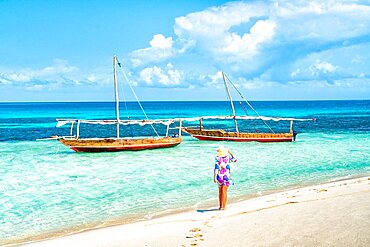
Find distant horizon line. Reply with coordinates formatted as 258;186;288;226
0;98;369;103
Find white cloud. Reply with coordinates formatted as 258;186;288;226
125;0;370;96
0;72;31;84
290;69;300;78
0;59;112;90
25;84;45;91
0;59;79;85
198;71;225;89
210;71;223;85
149;34;173;49
139;63;183;86
310;60;337;76
221;19;276;56
274;1;370;42
174;2;266;37
174;2;271;60
130;34;176;67
37;59;78;76
170;0;370;77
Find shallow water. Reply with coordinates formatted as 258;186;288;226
0;100;369;244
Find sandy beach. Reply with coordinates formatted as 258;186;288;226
18;176;370;247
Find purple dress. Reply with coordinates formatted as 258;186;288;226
214;155;237;187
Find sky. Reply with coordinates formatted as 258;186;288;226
0;0;369;102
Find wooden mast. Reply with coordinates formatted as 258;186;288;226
113;55;120;138
179;120;182;137
290;120;293;134
76;120;80;139
222;72;239;133
70;121;74;136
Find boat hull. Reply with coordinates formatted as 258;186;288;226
58;137;182;152
183;128;293;142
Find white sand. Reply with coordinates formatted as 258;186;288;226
21;176;370;247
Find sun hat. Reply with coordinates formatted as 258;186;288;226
217;145;229;157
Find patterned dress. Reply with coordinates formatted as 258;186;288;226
214;155;237;187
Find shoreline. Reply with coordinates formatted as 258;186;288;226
11;174;370;247
3;173;367;245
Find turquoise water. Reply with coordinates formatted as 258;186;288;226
0;101;369;245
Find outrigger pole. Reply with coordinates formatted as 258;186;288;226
222;72;239;133
113;55;120;138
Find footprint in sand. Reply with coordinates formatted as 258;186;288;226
187;228;201;239
187;227;206;246
186;233;203;239
203;221;212;228
190;227;202;232
287;201;299;204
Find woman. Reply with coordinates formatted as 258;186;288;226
214;145;237;210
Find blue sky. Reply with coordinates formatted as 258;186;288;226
0;0;369;101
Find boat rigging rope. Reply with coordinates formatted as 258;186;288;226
239;101;248;115
119;75;134;138
224;73;275;133
223;82;234;117
116;58;159;137
239;101;259;132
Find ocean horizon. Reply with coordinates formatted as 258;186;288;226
1;100;369;245
1;98;369;103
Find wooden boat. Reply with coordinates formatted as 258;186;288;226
54;119;182;152
57;136;181;152
182;116;299;142
182;72;314;142
50;56;182;152
183;131;293;142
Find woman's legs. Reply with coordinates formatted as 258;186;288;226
218;186;223;209
221;186;228;209
218;185;228;209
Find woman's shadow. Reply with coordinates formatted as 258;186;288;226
196;208;220;213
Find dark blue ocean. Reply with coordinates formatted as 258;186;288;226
0;100;369;245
